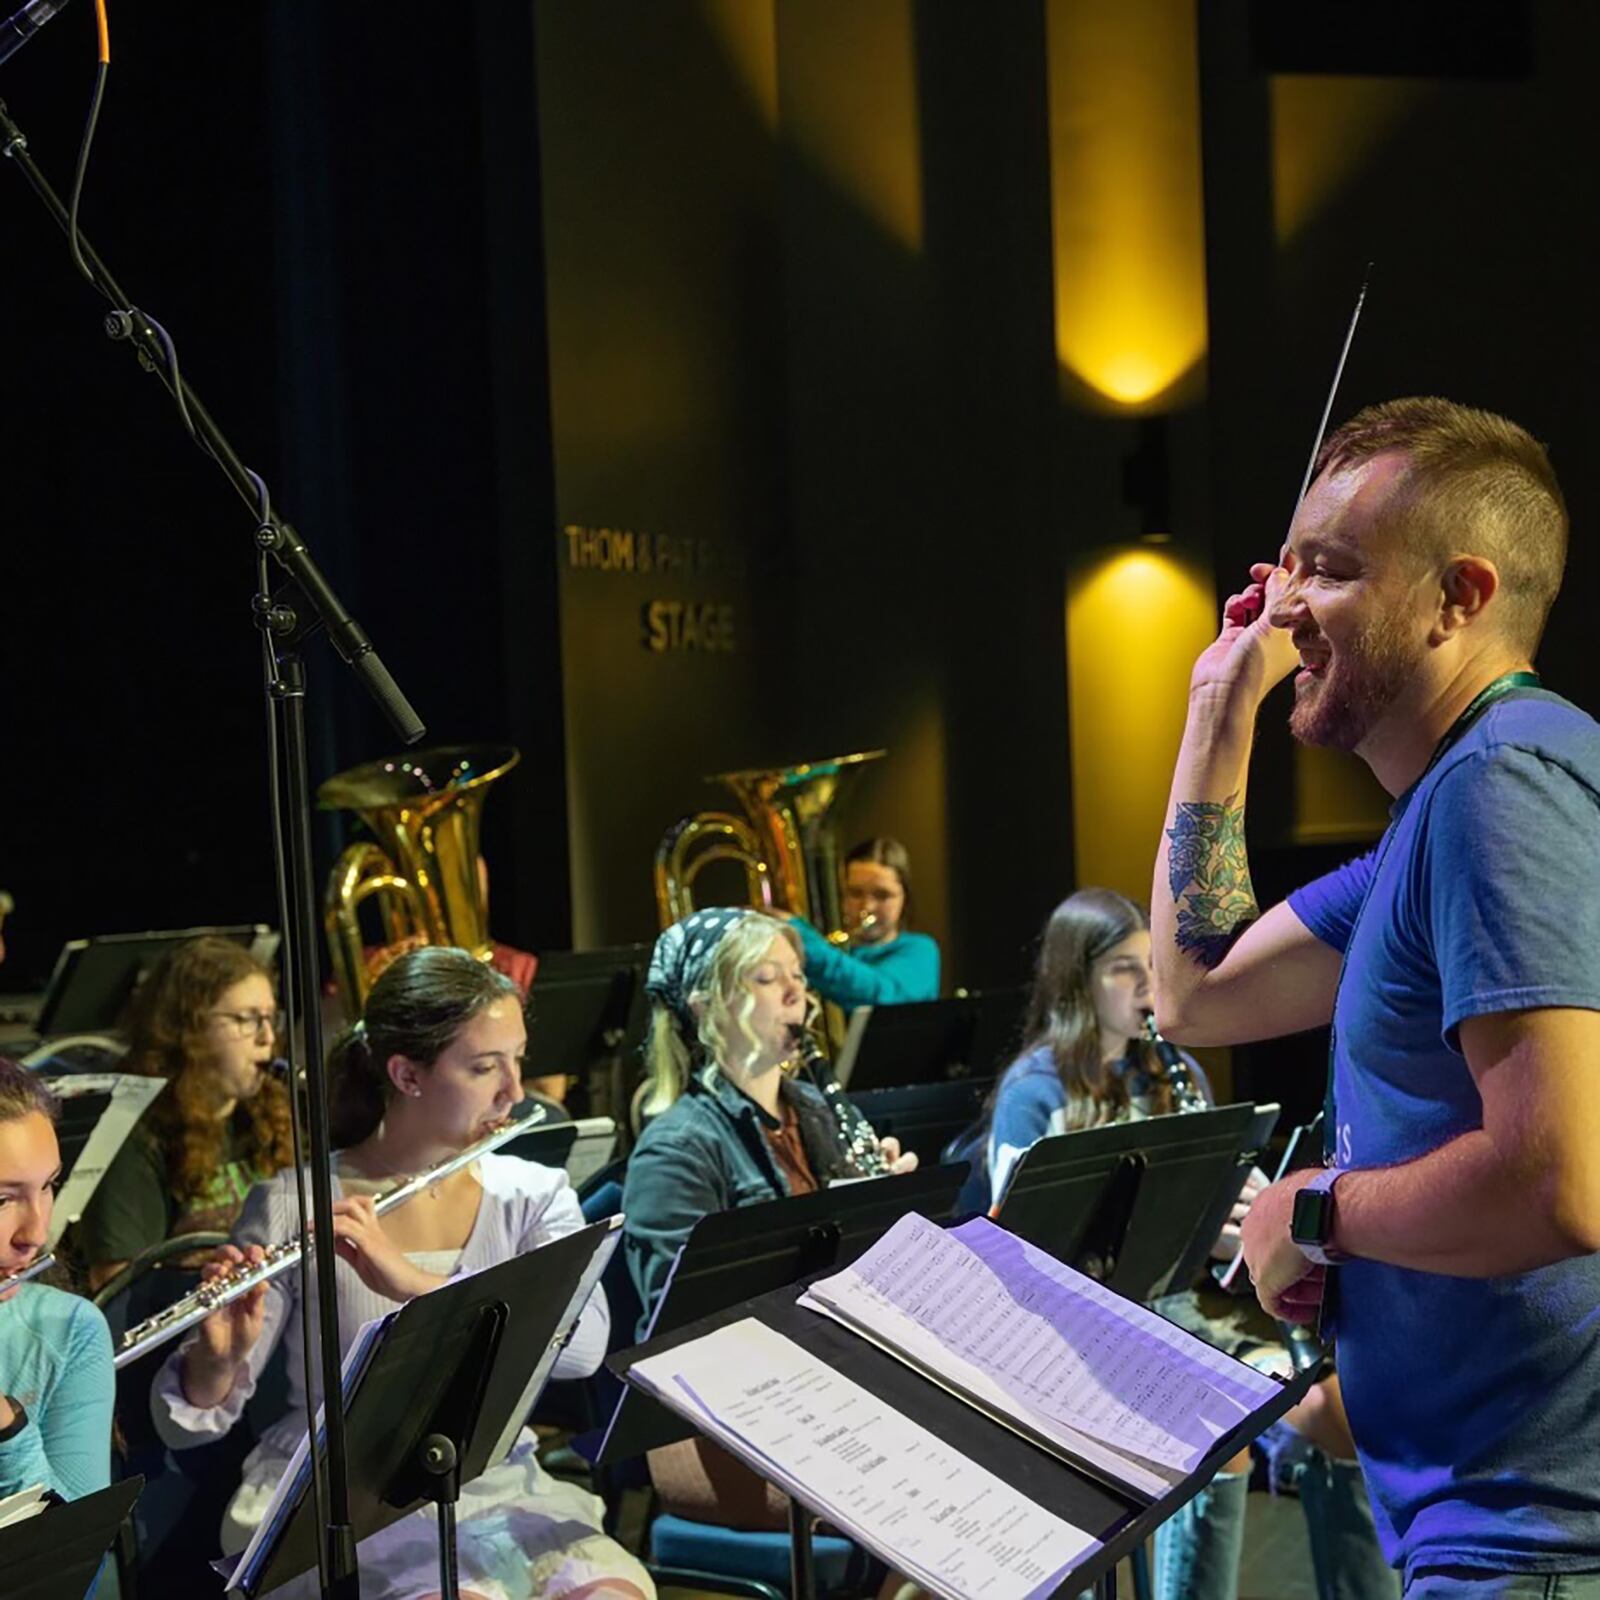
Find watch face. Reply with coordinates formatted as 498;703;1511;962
1292;1185;1334;1245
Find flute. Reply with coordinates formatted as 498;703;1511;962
0;1253;54;1290
113;1100;548;1369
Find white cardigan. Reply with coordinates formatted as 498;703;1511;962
150;1152;609;1452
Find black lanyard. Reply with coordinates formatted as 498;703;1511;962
1319;670;1542;1161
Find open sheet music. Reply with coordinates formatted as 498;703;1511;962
629;1317;1099;1600
799;1213;1281;1500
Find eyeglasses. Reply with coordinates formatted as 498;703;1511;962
209;1008;283;1039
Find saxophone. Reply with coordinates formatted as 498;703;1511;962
791;1027;890;1178
1141;1011;1208;1114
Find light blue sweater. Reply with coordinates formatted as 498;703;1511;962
790;920;941;1009
0;1283;114;1501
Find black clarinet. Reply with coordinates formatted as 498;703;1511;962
1141;1011;1208;1113
791;1028;890;1178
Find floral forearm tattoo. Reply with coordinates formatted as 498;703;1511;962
1165;794;1258;970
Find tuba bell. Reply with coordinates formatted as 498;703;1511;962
654;750;885;935
319;743;519;1019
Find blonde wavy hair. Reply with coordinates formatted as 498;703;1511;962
641;912;810;1118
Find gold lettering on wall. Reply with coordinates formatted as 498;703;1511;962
562;524;745;578
642;600;737;654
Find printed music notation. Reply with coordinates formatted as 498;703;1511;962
630;1317;1099;1600
800;1213;1282;1496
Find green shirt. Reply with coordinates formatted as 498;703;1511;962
73;1115;260;1265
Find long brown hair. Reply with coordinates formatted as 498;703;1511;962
0;1057;58;1126
123;936;292;1205
327;946;522;1148
1015;888;1169;1130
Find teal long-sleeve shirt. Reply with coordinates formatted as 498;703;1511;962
790;919;940;1009
0;1283;113;1502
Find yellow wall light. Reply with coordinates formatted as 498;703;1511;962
1066;546;1216;901
1047;0;1208;411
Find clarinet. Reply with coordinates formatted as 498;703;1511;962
791;1028;890;1178
0;1253;54;1290
112;1100;548;1369
1141;1011;1208;1113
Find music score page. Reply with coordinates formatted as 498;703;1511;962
800;1213;1280;1494
629;1317;1099;1600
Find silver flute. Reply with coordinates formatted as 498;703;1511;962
0;1253;54;1290
792;1028;889;1178
113;1101;548;1369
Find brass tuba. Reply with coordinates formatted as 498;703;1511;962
319;744;519;1019
654;750;885;935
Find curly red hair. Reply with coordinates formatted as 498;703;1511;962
123;936;293;1206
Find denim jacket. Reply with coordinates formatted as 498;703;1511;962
620;1069;847;1338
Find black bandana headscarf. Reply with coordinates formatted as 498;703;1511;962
645;906;753;1040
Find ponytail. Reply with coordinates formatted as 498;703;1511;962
326;948;522;1149
639;1007;692;1120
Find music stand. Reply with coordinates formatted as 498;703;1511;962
227;1218;619;1599
613;1268;1314;1600
526;946;651;1125
34;925;279;1039
0;1477;143;1600
599;1165;967;1463
846;1078;993;1169
833;988;1026;1091
1162;1101;1280;1294
997;1104;1262;1303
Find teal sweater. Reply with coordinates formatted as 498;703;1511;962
790;920;940;1009
0;1283;113;1501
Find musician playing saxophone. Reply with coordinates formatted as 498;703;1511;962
150;947;651;1600
622;909;915;1529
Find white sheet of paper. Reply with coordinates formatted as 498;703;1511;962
631;1317;1100;1600
0;1483;49;1529
45;1073;165;1245
803;1214;1280;1483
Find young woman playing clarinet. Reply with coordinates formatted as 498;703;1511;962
150;947;651;1600
0;1057;114;1503
622;907;917;1529
975;889;1394;1600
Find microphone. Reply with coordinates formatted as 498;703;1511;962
0;0;72;70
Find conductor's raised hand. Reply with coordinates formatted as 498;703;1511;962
195;1242;270;1366
1190;562;1299;710
331;1195;443;1304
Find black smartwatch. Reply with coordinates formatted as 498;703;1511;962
1290;1167;1349;1266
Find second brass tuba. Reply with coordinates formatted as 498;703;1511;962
654;750;884;936
320;743;519;1019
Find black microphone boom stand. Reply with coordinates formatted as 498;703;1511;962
2;94;426;1600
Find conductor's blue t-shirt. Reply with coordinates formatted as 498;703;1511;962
1288;689;1600;1581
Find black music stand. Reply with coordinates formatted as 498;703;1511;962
833;988;1027;1091
0;1477;143;1600
226;1218;619;1599
846;1078;993;1170
1162;1101;1280;1293
34;926;278;1039
527;946;651;1125
997;1104;1262;1303
613;1271;1314;1600
599;1165;966;1464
